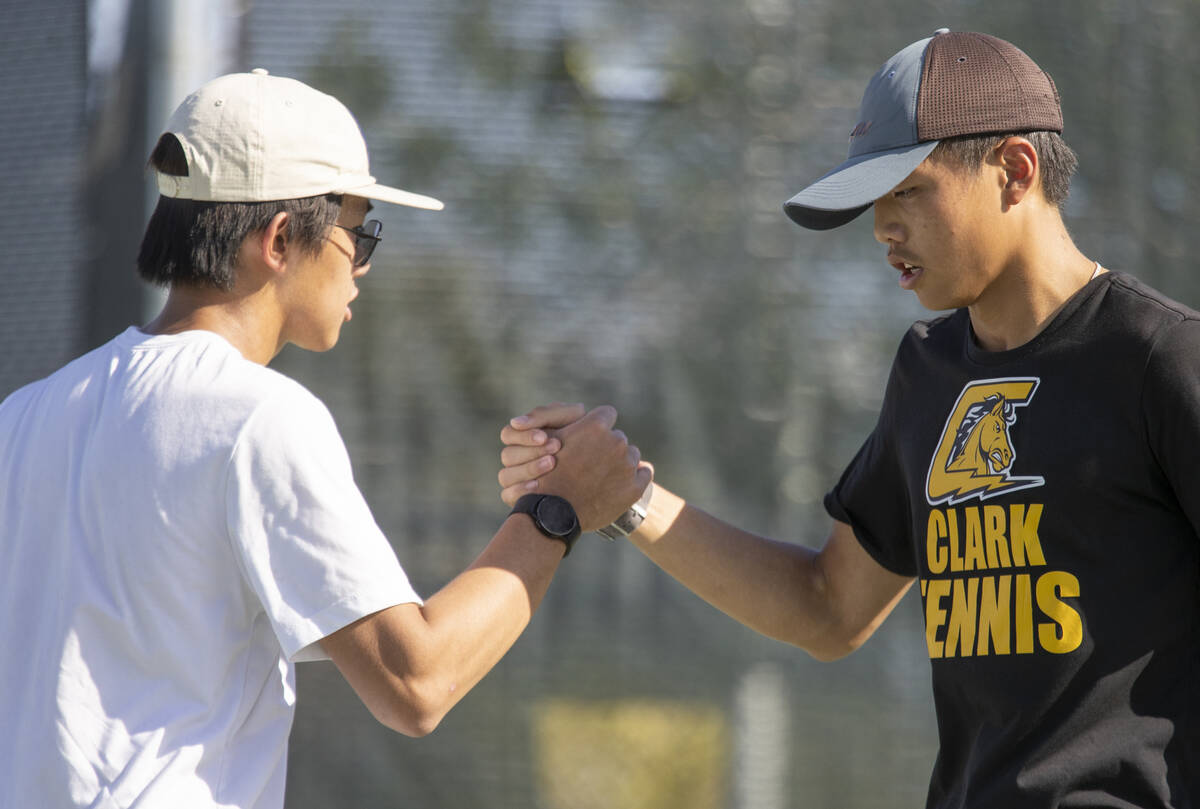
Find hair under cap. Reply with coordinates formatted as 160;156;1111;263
784;29;1062;230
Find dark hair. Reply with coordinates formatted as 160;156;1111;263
136;134;343;291
929;131;1077;211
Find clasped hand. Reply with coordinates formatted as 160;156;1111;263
498;403;652;533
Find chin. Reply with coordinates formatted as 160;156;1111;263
913;292;947;312
294;330;342;353
914;287;969;313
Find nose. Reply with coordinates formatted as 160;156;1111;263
872;197;903;245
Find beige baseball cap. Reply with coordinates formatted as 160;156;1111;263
155;68;444;210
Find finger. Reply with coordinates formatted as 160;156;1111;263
500;478;540;507
509;402;586;431
626;443;641;468
500;439;560;468
500;425;550;447
498;454;556;489
581;404;618;431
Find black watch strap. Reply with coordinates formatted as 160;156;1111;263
509;494;582;556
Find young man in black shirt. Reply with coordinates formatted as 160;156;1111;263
500;29;1198;808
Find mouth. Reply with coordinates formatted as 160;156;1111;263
889;256;924;289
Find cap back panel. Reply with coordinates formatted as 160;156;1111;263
916;32;1062;141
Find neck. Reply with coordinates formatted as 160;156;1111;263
143;284;283;365
967;219;1098;352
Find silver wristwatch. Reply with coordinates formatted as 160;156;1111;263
596;483;654;540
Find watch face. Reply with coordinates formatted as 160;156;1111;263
535;496;579;538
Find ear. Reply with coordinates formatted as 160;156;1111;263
995;136;1038;207
253;211;291;276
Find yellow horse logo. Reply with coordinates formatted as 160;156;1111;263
926;378;1045;505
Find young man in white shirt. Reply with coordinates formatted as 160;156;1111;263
0;70;649;809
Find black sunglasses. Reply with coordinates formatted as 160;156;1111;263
334;219;383;267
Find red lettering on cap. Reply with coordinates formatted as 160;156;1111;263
849;121;873;140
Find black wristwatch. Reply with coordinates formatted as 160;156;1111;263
509;494;582;556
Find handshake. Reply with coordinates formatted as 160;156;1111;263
498;402;655;547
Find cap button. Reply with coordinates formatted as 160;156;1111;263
250;68;269;75
932;27;950;35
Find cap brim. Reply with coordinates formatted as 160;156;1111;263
784;140;939;230
338;180;445;211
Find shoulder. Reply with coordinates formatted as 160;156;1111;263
1098;272;1200;337
907;309;966;346
213;364;342;466
119;329;337;449
1090;274;1200;404
226;371;337;455
892;308;968;367
1081;274;1200;383
128;329;331;421
0;332;132;427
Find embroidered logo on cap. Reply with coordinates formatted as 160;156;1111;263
848;121;873;141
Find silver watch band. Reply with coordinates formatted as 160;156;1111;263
595;483;654;540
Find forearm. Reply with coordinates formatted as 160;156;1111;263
411;515;562;705
496;404;912;662
326;516;563;736
629;485;837;654
630;485;914;660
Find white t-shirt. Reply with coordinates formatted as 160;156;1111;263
0;328;422;809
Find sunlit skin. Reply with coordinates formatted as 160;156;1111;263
140;190;650;737
144;195;373;364
874;136;1097;351
277;195;373;354
493;139;1106;666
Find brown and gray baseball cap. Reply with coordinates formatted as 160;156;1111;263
784;29;1062;230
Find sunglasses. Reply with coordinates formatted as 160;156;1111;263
334;219;383;267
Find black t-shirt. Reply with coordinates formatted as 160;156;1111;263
826;272;1199;808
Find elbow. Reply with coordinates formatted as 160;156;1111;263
386;705;445;739
771;620;859;662
372;676;456;738
793;549;879;662
785;602;872;662
803;633;862;663
392;711;445;739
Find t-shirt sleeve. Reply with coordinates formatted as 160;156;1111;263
1142;316;1200;539
823;355;918;577
225;388;422;662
